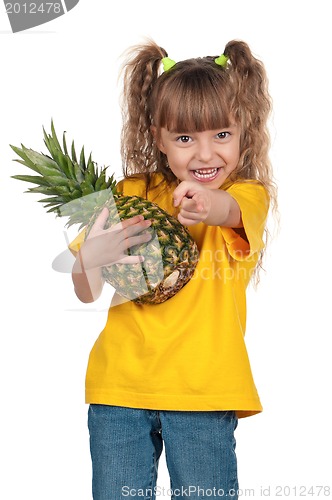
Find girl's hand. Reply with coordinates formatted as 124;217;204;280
173;181;212;225
79;207;152;270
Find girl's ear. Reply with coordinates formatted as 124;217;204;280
151;126;166;153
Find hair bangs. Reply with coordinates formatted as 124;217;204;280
154;66;232;133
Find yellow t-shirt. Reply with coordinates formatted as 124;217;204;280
70;174;269;418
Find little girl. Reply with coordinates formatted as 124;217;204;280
71;39;276;500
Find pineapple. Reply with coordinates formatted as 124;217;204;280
11;122;199;304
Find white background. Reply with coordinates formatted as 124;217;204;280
1;1;331;499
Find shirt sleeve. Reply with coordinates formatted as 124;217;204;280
220;181;270;261
68;229;86;256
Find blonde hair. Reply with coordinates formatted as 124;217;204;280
120;39;278;280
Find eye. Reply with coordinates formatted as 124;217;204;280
217;131;230;139
176;135;192;143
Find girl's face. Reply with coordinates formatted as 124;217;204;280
157;124;241;189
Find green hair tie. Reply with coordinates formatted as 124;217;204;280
162;57;176;72
215;54;229;68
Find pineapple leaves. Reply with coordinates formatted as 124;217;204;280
79;146;86;170
12;174;51;186
71;140;78;163
62;131;69;156
11;121;118;225
95;168;107;191
74;163;84;183
50;119;62;152
10;144;59;175
10;144;41;173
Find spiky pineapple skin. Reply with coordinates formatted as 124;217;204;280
86;195;199;304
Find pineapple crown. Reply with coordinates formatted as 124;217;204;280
11;121;118;229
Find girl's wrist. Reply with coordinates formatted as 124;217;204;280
74;248;100;274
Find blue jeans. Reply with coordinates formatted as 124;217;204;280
88;404;238;500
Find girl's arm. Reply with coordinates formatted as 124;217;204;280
72;257;105;303
173;181;242;227
72;208;152;303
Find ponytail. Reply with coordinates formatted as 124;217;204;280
120;40;167;178
224;40;271;127
222;41;272;185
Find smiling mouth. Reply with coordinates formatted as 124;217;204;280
192;167;220;180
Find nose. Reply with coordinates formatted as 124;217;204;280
195;139;214;163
